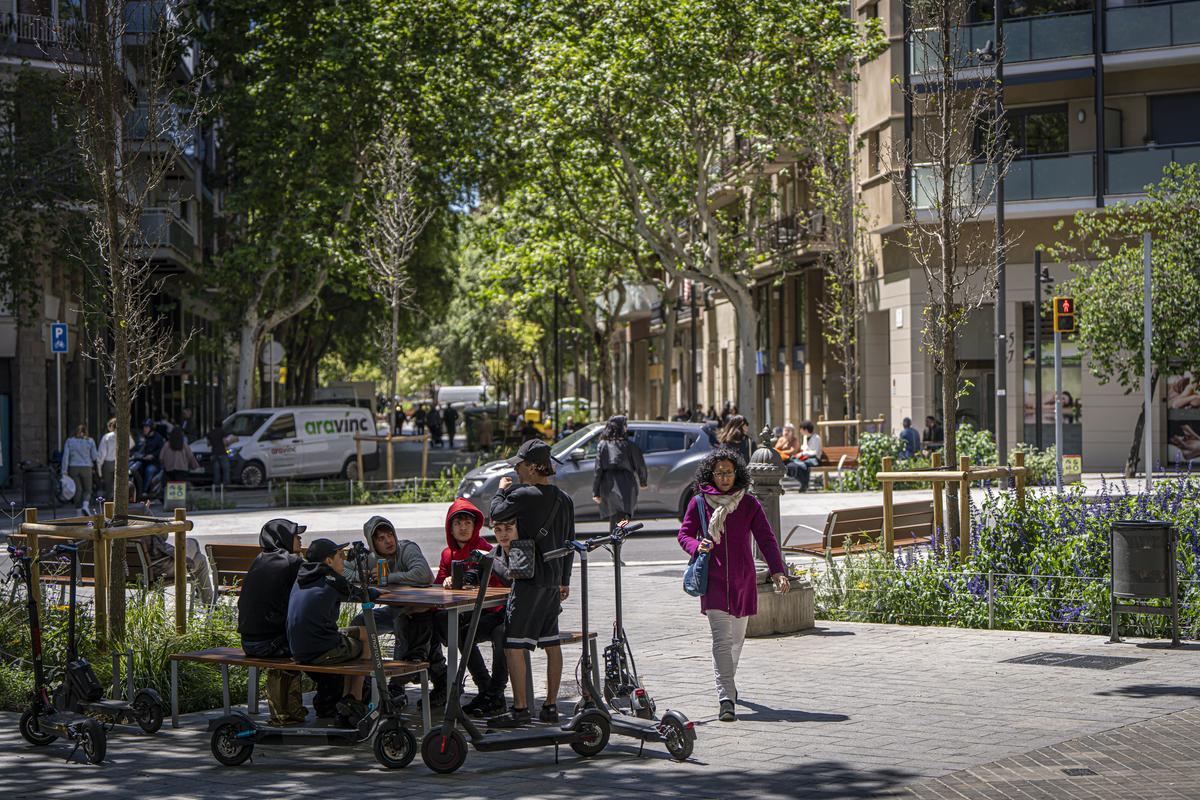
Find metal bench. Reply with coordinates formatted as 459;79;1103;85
783;500;934;557
168;646;432;732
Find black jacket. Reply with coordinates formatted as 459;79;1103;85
237;519;305;645
489;482;575;588
286;561;378;663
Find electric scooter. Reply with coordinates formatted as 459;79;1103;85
51;542;166;734
419;550;612;774
8;543;107;764
207;541;417;769
563;523;696;761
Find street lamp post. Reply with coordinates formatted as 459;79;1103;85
993;1;1008;467
689;280;699;418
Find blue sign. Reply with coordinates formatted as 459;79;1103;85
51;323;68;354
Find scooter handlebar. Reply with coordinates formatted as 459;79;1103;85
52;543;79;555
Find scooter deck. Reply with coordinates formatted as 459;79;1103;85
471;725;582;752
36;709;95;734
252;724;364;744
84;699;132;714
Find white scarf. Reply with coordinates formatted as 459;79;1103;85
703;489;745;545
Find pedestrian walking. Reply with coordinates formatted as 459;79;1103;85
428;406;444;448
591;415;648;533
442;403;459;449
97;417;132;502
898;417;922;459
677;448;789;722
178;408;196;443
717;414;753;463
414;405;427;436
63;424;99;515
206;418;232;487
477;412;494;453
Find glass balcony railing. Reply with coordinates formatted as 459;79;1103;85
1105;0;1200;52
909;10;1094;75
140;209;195;257
912;152;1095;209
1106;143;1200;194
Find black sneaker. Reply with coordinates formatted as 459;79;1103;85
479;692;508;717
487;707;532;729
335;696;368;728
462;694;490;716
538;703;559;723
719;700;736;722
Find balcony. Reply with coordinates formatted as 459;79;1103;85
757;212;826;257
3;12;92;48
1106;142;1200;194
909;10;1094;76
124;105;197;161
124;0;181;35
912;151;1094;209
139;209;195;265
1105;0;1200;52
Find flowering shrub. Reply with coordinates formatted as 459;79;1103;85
811;477;1200;638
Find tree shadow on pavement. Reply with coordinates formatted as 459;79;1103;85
1095;683;1200;698
734;698;851;724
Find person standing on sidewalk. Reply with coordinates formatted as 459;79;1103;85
677;447;790;722
592;415;648;533
442;403;459;449
206;418;233;487
97;417;132;503
63;424;100;515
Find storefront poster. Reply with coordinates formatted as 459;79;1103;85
1167;372;1200;466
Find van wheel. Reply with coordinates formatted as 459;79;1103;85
239;461;265;488
342;458;359;481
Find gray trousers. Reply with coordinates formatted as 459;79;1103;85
707;609;749;704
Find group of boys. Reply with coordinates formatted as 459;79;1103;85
234;439;575;729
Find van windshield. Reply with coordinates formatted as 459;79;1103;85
224;412;272;437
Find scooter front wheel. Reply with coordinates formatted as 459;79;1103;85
210;722;254;766
19;709;58;746
373;720;416;769
132;690;165;734
569;710;610;757
421;729;468;774
660;716;694;761
75;719;107;764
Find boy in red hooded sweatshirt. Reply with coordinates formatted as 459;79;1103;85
436;498;510;716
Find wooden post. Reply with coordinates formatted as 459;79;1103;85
355;436;364;487
24;508;40;607
881;456;895;553
421;434;429;481
958;456;971;560
174;508;187;634
1014;451;1026;511
386;437;395;489
93;511;109;649
930;452;944;552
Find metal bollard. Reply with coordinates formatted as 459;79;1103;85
285;481;290;508
349;480;354;505
126;650;135;701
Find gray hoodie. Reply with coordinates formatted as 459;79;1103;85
345;515;433;587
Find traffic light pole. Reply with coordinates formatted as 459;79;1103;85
1054;331;1063;492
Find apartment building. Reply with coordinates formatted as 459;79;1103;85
854;0;1196;470
0;0;224;486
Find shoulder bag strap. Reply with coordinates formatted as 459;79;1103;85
695;494;710;540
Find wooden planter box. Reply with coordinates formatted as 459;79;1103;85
747;576;814;637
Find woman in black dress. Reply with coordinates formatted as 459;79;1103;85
591;415;648;533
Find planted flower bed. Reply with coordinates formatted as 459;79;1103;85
811;477;1200;638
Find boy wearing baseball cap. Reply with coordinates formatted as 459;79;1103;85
286;538;376;724
486;438;575;728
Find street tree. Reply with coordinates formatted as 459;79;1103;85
520;0;883;428
1048;162;1200;477
56;0;208;640
892;0;1015;538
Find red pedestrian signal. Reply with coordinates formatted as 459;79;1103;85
1052;296;1076;333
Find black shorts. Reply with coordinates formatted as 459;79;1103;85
504;584;561;651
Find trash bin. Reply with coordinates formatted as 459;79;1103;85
21;463;57;510
1110;519;1178;645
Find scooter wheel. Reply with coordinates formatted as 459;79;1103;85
421;729;468;774
373;721;416;769
211;722;254;766
132;691;164;734
19;709;58;746
569;710;610;758
660;716;694;762
76;719;107;764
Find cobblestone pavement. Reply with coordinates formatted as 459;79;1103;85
3;563;1200;799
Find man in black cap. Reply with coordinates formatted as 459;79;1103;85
287;538;377;722
486;438;575;728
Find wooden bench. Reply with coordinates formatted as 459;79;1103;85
806;445;860;490
168;646;431;732
782;500;934;557
203;543;262;596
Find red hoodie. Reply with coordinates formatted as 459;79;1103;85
436;498;504;591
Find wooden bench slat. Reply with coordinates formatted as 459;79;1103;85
784;500;934;557
169;646;428;676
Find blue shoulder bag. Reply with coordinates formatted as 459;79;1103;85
682;495;711;597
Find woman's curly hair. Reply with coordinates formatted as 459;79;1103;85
694;447;750;493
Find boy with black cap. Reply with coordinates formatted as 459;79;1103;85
287;538;378;722
487;438;575;727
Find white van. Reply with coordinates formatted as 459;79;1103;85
190;406;380;487
437;385;488;408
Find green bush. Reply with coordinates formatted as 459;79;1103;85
812;477;1200;638
843;432;903;490
1010;442;1056;486
955;422;997;466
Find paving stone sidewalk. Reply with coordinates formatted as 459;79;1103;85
3;564;1200;799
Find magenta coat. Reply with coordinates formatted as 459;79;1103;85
677;485;788;618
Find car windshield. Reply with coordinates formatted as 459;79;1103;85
224;412;272;437
550;424;599;456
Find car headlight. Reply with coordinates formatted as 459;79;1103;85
459;478;487;498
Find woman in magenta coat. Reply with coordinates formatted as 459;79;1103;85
678;447;790;722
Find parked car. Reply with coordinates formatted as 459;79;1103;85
189;406;380;487
457;420;718;521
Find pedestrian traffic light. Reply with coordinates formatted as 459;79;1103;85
1052;296;1076;333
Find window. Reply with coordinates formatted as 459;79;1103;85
1149;92;1200;146
863;1;879;19
263;414;296;441
867;129;881;176
793;275;806;346
639;430;689;454
1009;106;1069;156
225;412;271;437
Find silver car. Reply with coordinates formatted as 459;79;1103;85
456;421;718;521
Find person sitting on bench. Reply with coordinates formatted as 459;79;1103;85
287;539;378;727
237;518;308;726
787;420;823;492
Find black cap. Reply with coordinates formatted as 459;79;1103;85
306;538;350;563
505;439;559;472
